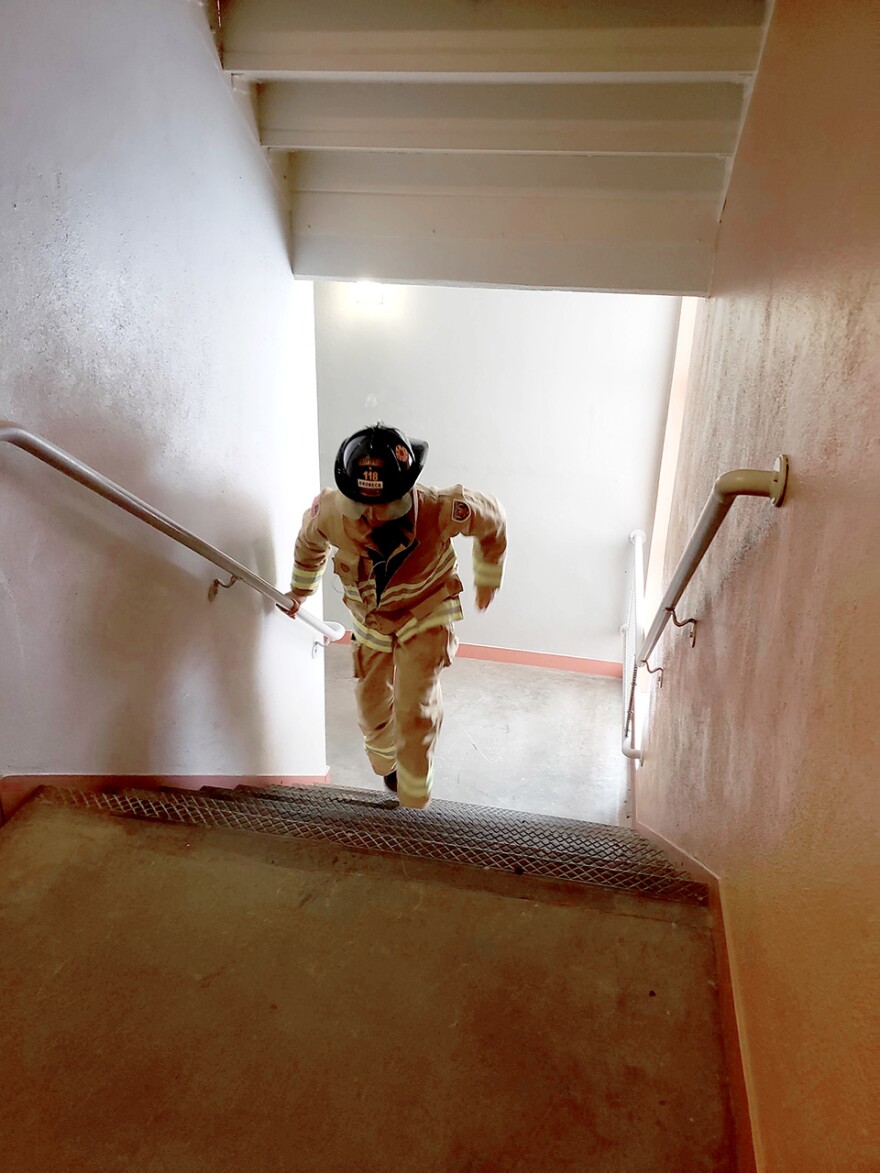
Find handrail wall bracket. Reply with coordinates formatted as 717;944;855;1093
208;574;239;601
644;660;664;688
714;453;789;510
666;606;697;648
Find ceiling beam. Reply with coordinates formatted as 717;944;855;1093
259;81;744;156
290;230;714;296
288;150;718;293
220;0;765;79
289;151;727;199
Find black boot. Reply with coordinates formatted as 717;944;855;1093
383;770;398;794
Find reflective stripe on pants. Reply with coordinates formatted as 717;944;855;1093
353;625;457;808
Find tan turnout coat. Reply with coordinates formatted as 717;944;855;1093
291;484;506;650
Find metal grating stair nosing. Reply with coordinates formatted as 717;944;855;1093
37;785;708;905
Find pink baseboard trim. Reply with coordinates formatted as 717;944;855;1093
333;629;621;677
0;774;329;823
634;817;757;1173
457;643;622;677
707;884;758;1173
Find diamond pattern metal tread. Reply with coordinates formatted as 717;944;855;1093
39;784;707;905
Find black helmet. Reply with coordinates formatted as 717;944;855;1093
334;424;428;504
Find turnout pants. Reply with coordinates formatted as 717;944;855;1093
353;625;457;808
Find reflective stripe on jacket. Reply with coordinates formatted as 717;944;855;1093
291;484;506;642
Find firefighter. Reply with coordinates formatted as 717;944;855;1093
284;424;506;809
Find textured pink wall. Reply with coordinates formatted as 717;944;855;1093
636;1;879;1169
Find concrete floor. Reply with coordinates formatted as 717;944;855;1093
0;802;734;1171
325;643;629;825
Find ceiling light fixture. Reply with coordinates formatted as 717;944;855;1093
352;281;385;306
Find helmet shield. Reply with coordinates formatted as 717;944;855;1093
334;425;427;504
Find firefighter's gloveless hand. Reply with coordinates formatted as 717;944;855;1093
475;586;497;611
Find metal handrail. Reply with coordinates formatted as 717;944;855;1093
0;421;346;645
619;455;789;763
637;456;788;669
621;530;646;762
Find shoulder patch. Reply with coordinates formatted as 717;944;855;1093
310;495;321;518
453;499;471;523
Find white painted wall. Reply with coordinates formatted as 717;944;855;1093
313;282;679;662
0;0;327;778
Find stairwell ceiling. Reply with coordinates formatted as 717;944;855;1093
216;0;769;295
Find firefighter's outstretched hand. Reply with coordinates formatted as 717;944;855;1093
281;590;302;617
475;586;497;611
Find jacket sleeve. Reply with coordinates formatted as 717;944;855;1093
448;486;507;589
290;493;332;598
